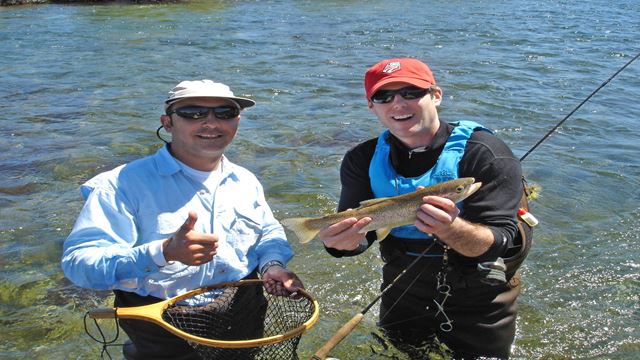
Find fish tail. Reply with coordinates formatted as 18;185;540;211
281;217;320;244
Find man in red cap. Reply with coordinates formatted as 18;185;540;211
318;58;531;359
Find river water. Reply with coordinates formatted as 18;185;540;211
1;1;638;359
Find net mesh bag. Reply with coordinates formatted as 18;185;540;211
162;281;316;359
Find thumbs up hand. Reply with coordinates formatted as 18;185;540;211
162;211;218;266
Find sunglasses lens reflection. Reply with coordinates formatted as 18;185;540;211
174;106;240;120
371;87;430;104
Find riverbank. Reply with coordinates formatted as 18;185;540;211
1;0;45;4
1;0;167;6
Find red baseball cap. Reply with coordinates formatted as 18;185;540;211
364;58;437;99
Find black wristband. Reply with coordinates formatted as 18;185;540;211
260;260;285;275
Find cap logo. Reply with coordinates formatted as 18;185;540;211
382;61;401;74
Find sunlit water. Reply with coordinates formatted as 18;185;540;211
1;1;638;359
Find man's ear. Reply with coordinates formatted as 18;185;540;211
431;87;443;106
160;114;173;131
367;100;374;109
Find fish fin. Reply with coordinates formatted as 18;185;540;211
375;227;392;241
358;197;391;207
280;217;320;244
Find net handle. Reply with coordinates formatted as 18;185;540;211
87;308;117;319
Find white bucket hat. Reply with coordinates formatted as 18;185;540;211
164;79;256;110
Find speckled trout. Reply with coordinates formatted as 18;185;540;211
281;178;482;244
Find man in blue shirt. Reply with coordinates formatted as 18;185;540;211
62;79;303;359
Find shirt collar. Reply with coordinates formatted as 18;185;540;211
154;144;238;180
155;145;181;176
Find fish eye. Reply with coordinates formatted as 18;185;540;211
455;185;464;192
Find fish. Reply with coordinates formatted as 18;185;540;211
281;177;482;244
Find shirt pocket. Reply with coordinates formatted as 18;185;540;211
226;206;262;261
147;211;199;281
137;210;187;245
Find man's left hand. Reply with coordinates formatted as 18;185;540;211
262;265;304;296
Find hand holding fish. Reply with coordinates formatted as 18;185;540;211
414;194;461;235
318;217;373;251
162;211;219;265
415;196;495;257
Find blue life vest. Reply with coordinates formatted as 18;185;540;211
369;121;490;240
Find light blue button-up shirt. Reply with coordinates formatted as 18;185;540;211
61;145;293;300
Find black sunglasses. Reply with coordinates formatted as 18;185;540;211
370;86;431;104
167;105;240;120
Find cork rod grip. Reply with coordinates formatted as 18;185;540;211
311;313;364;360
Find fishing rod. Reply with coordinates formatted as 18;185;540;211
310;52;639;360
311;243;436;360
520;51;640;162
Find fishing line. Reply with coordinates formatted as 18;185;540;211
520;51;640;162
377;255;432;326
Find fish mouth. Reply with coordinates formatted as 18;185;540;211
463;182;482;198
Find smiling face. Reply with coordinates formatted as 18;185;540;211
368;82;442;149
160;97;240;171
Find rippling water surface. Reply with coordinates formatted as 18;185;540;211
1;1;639;359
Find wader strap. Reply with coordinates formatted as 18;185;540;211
504;189;534;278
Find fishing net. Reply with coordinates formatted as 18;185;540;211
161;280;317;360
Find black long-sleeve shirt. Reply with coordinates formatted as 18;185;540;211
326;120;523;263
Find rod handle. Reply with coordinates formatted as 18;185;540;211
311;313;364;360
